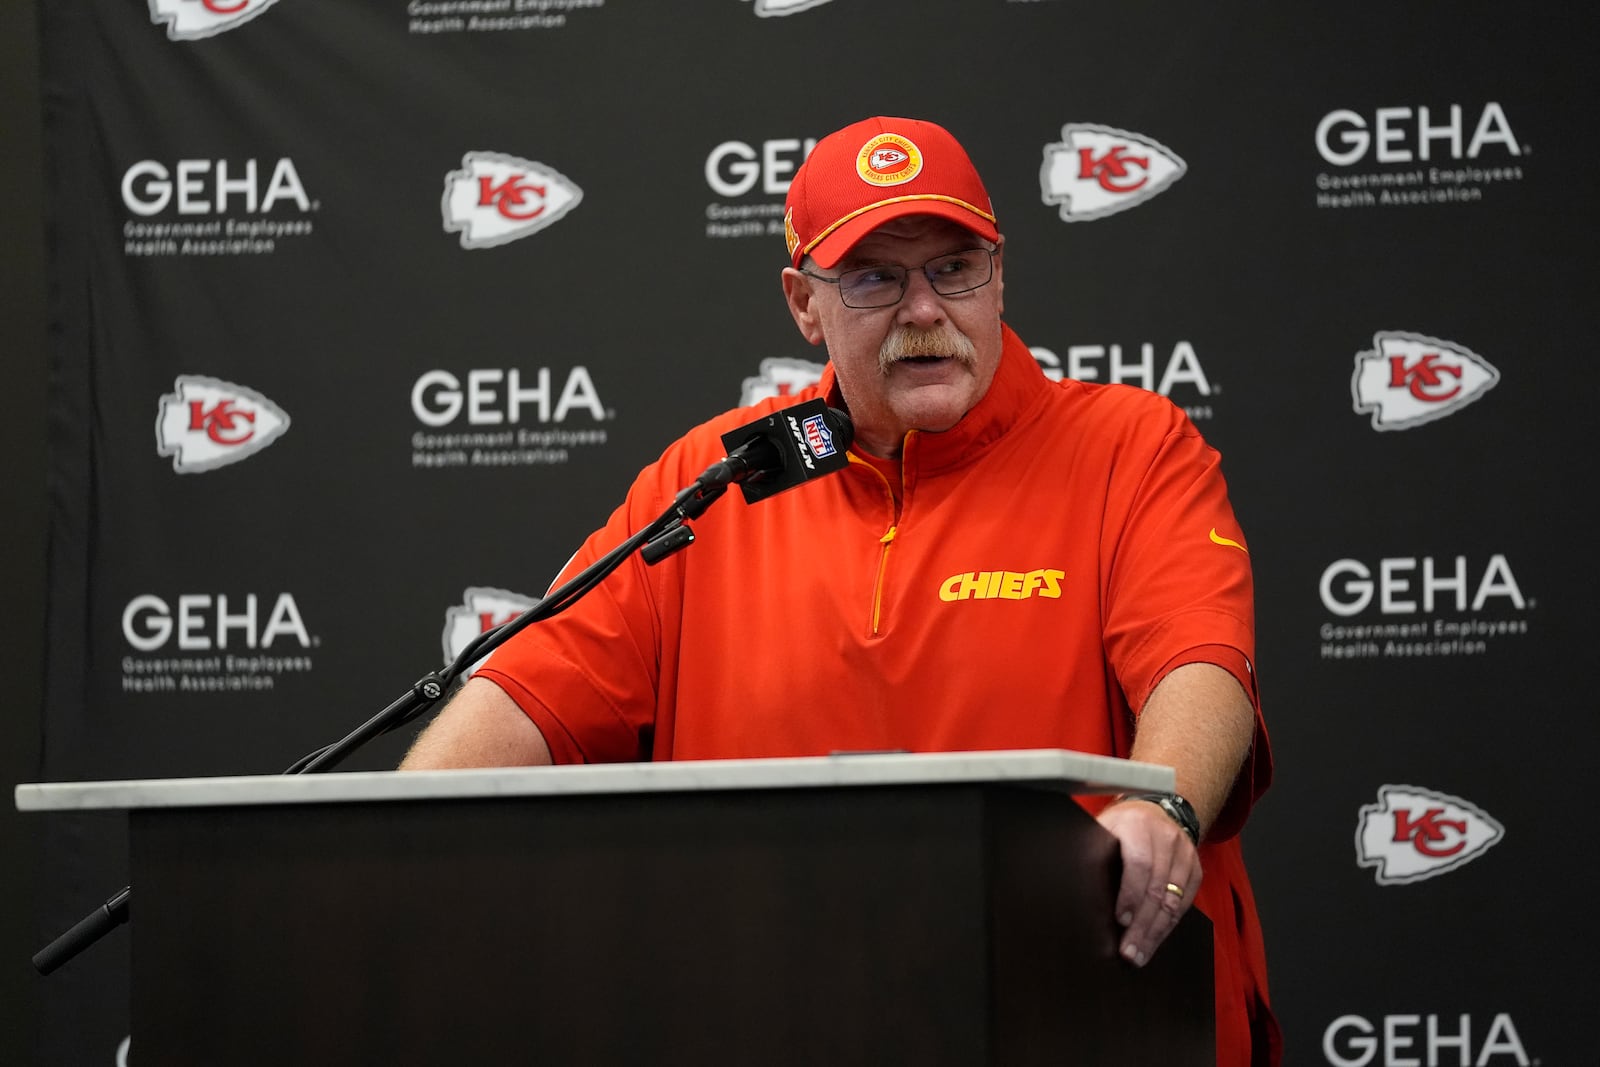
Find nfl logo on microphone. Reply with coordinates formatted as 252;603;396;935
802;414;836;459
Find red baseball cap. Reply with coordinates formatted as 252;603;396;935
783;116;999;269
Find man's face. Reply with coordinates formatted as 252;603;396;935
781;216;1005;459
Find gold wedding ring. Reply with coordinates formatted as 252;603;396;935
1164;882;1185;899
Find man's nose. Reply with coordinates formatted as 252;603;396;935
896;269;945;327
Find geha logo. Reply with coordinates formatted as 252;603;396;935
156;376;290;473
1352;331;1499;431
1356;785;1504;885
148;0;281;40
1319;554;1526;616
705;139;816;197
746;0;834;16
1315;103;1520;166
442;587;538;665
1034;340;1213;397
1028;340;1219;423
1323;1012;1531;1067
411;368;607;426
121;158;311;216
122;593;313;651
442;151;583;249
1041;124;1186;222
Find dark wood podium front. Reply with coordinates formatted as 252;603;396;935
19;751;1215;1065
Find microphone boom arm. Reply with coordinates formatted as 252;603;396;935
32;457;733;974
32;399;853;974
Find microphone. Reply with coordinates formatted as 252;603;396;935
646;398;855;563
698;398;854;504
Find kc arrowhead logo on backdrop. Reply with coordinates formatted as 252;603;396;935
1040;124;1186;221
148;0;281;40
739;357;825;405
1352;331;1499;431
443;587;539;666
442;152;583;250
746;0;835;16
156;376;290;473
1357;785;1504;885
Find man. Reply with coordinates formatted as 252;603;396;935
403;116;1278;1065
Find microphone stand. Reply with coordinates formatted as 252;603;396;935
32;468;735;975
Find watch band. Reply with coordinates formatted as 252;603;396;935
1118;791;1201;847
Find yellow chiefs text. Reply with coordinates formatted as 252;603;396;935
939;569;1065;602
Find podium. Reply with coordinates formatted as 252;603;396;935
17;750;1215;1065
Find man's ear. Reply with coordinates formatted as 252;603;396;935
781;268;826;346
991;235;1005;318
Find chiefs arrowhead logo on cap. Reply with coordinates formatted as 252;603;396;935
857;134;923;187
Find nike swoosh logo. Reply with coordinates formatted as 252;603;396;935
1210;528;1247;553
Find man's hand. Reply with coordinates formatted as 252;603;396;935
1098;797;1202;967
1099;660;1255;965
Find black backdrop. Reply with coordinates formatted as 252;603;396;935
11;1;1599;1063
2;1;48;1062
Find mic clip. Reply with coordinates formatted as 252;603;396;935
641;520;696;565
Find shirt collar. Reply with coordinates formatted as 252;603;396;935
819;323;1047;475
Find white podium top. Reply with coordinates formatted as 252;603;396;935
14;749;1172;813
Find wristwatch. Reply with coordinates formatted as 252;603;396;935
1118;791;1201;847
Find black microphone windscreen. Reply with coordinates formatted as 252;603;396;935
717;398;853;505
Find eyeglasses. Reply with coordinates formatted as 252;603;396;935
800;247;997;309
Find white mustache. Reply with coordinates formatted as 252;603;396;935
878;326;978;375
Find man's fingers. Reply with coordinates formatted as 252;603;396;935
1100;801;1201;967
1121;867;1196;965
